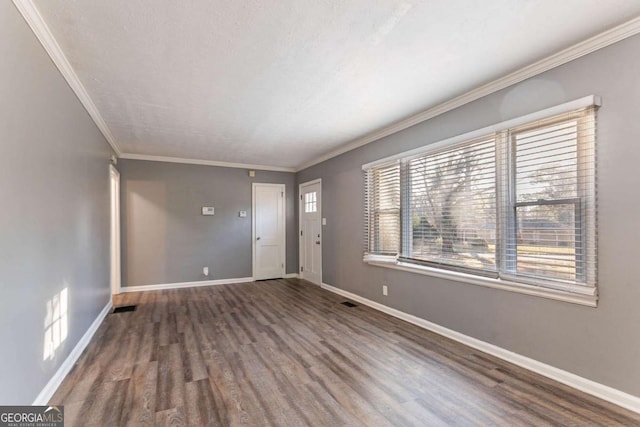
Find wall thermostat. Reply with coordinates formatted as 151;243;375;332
202;207;215;216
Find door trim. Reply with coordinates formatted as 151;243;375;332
252;183;286;280
110;165;121;295
298;178;322;285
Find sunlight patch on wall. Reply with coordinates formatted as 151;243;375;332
43;288;68;361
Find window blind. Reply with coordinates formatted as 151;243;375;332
401;137;497;276
364;161;401;257
363;98;598;293
503;106;597;286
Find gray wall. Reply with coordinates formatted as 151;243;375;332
298;34;640;397
119;159;297;286
0;3;113;404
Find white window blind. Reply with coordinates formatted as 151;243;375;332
364;100;597;293
364;161;400;257
402;137;497;276
503;107;597;287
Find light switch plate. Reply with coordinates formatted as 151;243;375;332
239;210;247;217
202;206;215;216
322;218;327;225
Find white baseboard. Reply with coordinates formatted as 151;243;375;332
320;282;640;414
284;273;300;279
121;277;254;293
33;300;112;405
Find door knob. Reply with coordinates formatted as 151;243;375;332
256;237;261;240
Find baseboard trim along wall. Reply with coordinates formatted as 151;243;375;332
320;282;640;414
121;277;254;293
33;300;112;405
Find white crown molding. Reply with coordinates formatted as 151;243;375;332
33;300;112;405
13;0;122;156
320;282;640;414
120;277;254;293
296;15;640;172
119;153;296;172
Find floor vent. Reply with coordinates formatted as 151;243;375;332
112;305;137;314
341;301;357;308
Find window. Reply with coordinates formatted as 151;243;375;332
364;162;400;255
405;136;497;276
304;191;317;213
509;112;596;286
363;98;598;302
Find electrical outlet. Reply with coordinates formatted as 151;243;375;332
203;267;209;276
382;285;388;296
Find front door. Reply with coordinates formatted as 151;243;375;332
253;183;285;280
299;180;322;285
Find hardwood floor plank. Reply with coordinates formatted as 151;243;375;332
184;379;227;426
307;363;395;427
49;279;640;426
155;407;186;427
156;343;185;412
59;400;84;427
121;361;157;427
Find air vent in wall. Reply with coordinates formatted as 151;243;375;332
341;301;357;307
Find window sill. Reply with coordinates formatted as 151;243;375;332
364;258;598;307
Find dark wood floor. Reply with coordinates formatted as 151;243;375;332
51;279;640;426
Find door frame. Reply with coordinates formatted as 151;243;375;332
298;178;322;285
109;164;121;295
252;183;286;280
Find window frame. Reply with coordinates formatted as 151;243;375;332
304;191;318;213
363;96;600;306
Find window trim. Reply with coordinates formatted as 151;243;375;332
366;258;597;306
363;96;600;307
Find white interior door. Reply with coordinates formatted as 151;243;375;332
110;165;121;295
253;183;286;280
299;180;322;285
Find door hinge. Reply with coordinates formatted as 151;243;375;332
301;266;304;272
281;191;284;197
282;263;284;268
300;195;303;200
300;230;303;236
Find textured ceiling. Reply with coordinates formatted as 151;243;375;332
34;0;640;169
